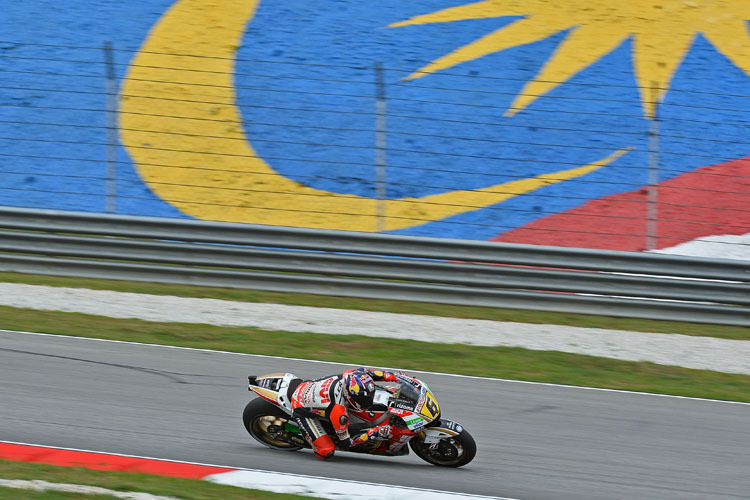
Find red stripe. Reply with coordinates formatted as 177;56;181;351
493;157;750;251
0;442;236;479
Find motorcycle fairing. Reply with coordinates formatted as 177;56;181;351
248;373;298;413
421;418;464;444
387;379;441;432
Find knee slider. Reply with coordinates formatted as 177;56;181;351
314;449;335;460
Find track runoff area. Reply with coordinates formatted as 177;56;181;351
0;441;509;500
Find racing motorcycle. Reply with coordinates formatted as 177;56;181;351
242;371;476;467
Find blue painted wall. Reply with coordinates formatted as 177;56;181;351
1;0;748;240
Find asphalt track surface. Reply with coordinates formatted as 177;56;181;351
1;330;748;500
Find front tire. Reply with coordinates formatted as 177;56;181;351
410;429;476;467
243;398;303;451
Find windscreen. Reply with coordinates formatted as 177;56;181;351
397;378;422;403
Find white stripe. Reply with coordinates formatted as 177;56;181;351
204;470;514;500
2;329;749;406
0;479;180;500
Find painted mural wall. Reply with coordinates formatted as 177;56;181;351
2;0;749;252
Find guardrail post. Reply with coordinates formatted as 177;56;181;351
103;41;118;214
374;61;387;232
646;81;660;251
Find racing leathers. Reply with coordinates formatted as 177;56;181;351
290;367;402;460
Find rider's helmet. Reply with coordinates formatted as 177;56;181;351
343;369;376;411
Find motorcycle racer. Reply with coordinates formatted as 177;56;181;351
290;367;404;460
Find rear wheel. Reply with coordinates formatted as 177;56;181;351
410;429;476;467
242;398;303;451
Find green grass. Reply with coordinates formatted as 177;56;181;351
0;489;117;500
1;272;748;340
0;460;318;499
2;305;749;403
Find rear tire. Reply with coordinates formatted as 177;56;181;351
243;398;303;451
410;429;476;467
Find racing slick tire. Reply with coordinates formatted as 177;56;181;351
410;428;477;467
243;398;303;451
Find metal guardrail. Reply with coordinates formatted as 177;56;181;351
0;207;747;326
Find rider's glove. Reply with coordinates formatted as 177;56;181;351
376;424;392;439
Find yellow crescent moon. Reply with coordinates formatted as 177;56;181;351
120;0;628;232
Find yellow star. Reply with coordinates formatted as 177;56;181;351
390;0;750;117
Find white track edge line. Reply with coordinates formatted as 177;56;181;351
0;440;513;500
2;328;749;406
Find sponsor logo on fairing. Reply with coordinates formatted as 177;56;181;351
390;399;415;411
402;378;421;389
442;421;463;433
403;416;427;429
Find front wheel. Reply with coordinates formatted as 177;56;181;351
410;428;476;467
242;398;303;451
